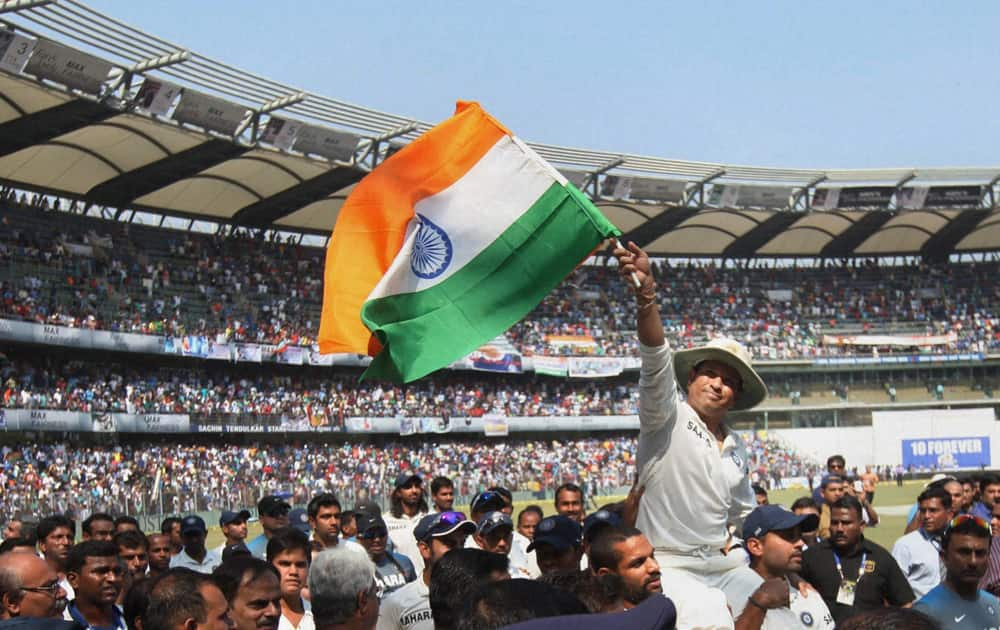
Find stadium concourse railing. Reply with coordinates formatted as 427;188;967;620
17;483;634;531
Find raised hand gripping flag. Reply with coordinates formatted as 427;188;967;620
318;101;620;382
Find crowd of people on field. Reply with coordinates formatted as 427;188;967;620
1;200;998;360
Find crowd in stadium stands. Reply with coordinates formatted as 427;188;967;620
0;200;998;361
1;356;640;417
0;434;815;521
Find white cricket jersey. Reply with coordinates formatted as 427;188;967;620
376;578;433;630
277;600;313;630
384;512;426;575
635;342;755;553
731;574;835;630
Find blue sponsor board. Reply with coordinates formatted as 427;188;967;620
902;437;990;469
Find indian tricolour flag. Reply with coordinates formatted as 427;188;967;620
318;101;620;382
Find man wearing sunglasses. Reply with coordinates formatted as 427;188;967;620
0;551;69;620
355;513;415;598
248;497;291;560
914;514;1000;627
377;511;475;630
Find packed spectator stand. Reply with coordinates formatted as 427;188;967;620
0;197;997;362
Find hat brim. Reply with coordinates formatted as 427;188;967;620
395;474;422;489
673;346;767;411
527;535;574;553
431;520;476;539
182;527;206;535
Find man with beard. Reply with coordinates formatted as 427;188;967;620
733;505;833;630
892;486;953;598
354;513;415;597
37;516;75;601
266;529;312;630
589;526;730;629
383;476;427;575
0;551;69;620
248;498;290;561
147;535;173;579
915;514;1000;627
64;541;126;630
800;496;913;625
213;557;282;630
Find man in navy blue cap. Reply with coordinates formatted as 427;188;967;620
378;511;475;630
471;511;531;578
169;515;221;574
734;504;833;630
384;474;427;575
214;509;251;557
355;512;415;597
527;516;583;576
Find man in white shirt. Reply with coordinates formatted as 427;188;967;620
892;485;953;599
383;474;428;575
266;528;313;630
614;241;766;609
472;511;530;578
377;512;475;630
511;506;542;578
734;505;834;630
169;516;222;574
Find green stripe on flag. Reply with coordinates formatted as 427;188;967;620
360;182;620;382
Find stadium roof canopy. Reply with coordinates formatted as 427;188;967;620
0;0;997;259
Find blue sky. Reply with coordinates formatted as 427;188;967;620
85;1;1000;170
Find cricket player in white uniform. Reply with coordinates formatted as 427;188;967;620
614;241;768;611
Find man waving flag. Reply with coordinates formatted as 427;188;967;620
318;101;620;382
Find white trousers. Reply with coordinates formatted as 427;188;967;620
655;548;761;630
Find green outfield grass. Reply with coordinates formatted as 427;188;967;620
207;480;923;551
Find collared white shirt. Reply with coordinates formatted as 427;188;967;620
169;547;222;574
278;599;313;630
731;574;834;630
635;343;755;553
892;528;943;599
384;511;426;575
511;531;540;578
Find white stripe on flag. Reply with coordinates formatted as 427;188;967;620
367;134;560;300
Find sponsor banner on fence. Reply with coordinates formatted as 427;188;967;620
822;333;957;347
275;346;304;365
398;417;451;435
568;357;624;378
1;409;93;432
813;353;983;366
207;342;232;361
902;437;990;470
468;343;522;373
113;413;190;433
236;344;263;363
482;415;509;437
813;186;894;210
307;347;335;366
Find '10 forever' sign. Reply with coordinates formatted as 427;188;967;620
901;437;991;470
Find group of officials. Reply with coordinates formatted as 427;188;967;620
0;241;999;629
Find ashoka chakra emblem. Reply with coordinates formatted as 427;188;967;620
410;213;453;279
